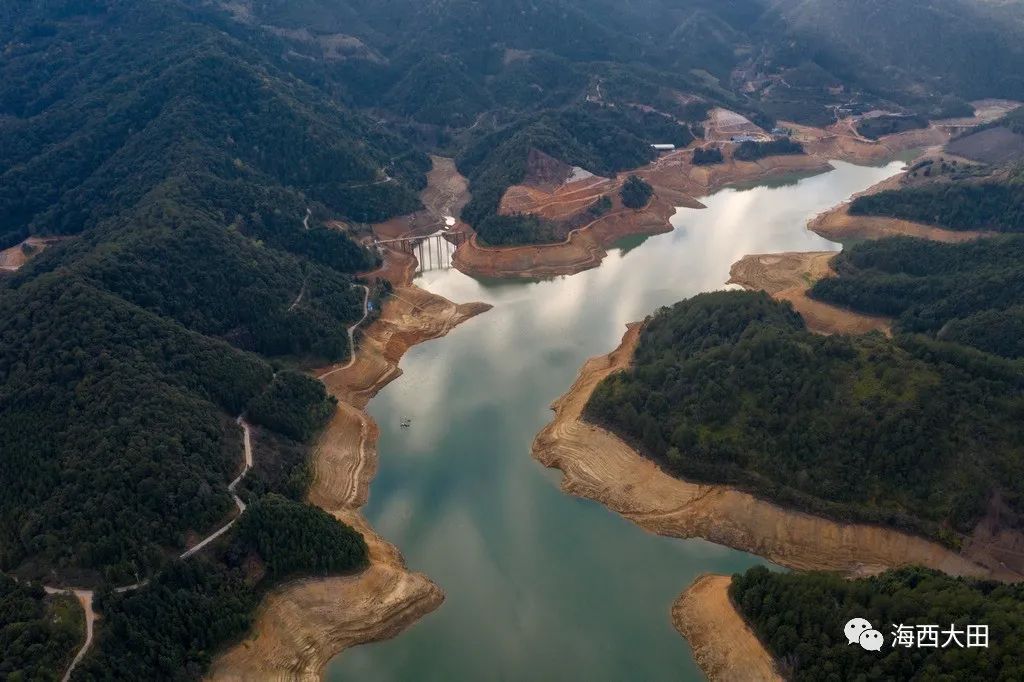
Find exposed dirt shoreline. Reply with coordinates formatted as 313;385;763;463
449;110;986;280
705;144;1017;678
534;322;1022;681
452;191;691;279
728;251;891;336
730;149;993;335
209;249;490;680
452;152;829;279
532;323;1014;580
672;575;782;682
808;171;994;244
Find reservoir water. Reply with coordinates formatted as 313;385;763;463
329;160;905;681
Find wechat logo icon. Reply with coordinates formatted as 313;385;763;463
845;618;884;651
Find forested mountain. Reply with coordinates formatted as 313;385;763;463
765;0;1024;102
213;0;1024;104
813;236;1024;359
3;0;1024;676
1;274;263;581
74;496;368;679
847;161;1024;232
0;575;83;680
732;565;1024;680
813;150;1024;360
196;0;1024;240
0;1;423;250
0;0;403;585
586;292;1024;543
457;105;700;236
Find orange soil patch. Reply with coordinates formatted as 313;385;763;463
0;237;62;271
533;323;1015;579
210;250;490;680
499;175;614;221
673;575;782;682
728;252;891;336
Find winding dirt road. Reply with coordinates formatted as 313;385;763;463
32;417;255;680
318;284;370;380
41;587;94;682
180;416;254;560
211;163;491;679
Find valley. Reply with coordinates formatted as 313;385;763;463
4;0;1024;679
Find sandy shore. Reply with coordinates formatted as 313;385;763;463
533;323;1018;580
209;250;490;680
728;252;891;336
672;575;782;682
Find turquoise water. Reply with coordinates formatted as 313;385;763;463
329;160;905;681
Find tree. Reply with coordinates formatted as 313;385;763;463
620;175;653;209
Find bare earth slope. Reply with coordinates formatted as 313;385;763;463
0;237;63;271
728;252;891;336
453;188;696;279
452;119;835;279
672;575;782;682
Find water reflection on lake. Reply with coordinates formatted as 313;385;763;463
328;160;905;681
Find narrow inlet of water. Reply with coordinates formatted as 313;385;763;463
329;160;905;681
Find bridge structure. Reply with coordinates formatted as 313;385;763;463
374;229;466;273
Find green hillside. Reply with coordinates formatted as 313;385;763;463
205;0;1024;243
732;565;1024;681
0;0;394;585
585;292;1024;544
